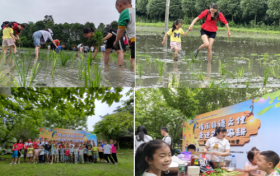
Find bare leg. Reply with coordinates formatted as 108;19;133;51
12;45;17;54
35;46;40;61
104;49;112;64
116;49;124;66
3;46;8;56
197;35;210;51
9;46;12;54
173;46;179;61
207;38;215;61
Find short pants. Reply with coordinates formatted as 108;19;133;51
12;154;18;158
2;39;15;47
170;41;181;50
200;28;216;39
45;150;49;155
130;41;135;59
32;31;43;47
106;36;123;51
26;153;33;158
101;47;105;52
50;43;56;50
99;152;104;159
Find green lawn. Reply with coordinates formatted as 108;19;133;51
0;149;133;176
136;22;280;34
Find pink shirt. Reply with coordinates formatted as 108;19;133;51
245;161;261;175
111;144;117;153
34;149;40;156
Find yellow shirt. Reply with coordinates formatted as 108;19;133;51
167;28;184;43
3;28;13;39
28;148;34;154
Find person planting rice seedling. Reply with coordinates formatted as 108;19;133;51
189;3;231;62
162;19;189;61
55;42;67;53
114;0;135;71
91;46;94;53
84;45;89;54
77;43;83;53
51;38;61;51
83;27;101;60
103;25;124;66
32;28;58;60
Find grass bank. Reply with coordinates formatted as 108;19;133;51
0;149;133;176
136;22;280;35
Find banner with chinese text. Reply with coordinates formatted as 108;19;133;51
182;90;280;170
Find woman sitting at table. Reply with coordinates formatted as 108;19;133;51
202;127;230;160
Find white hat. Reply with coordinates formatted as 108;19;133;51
48;28;53;35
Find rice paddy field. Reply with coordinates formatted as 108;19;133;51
0;48;134;87
136;26;280;88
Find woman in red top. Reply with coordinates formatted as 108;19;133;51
33;139;38;150
13;139;23;163
188;3;231;61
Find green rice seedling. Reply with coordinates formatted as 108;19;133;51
137;64;144;77
78;55;86;80
51;55;59;78
0;53;9;85
219;60;227;76
245;79;250;88
87;52;93;65
154;59;166;76
196;71;204;81
183;56;188;62
237;67;245;78
84;55;102;87
226;70;236;79
10;55;41;87
59;51;70;66
190;52;195;63
263;67;270;86
93;30;104;48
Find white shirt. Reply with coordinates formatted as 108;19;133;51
205;137;230;160
90;47;94;51
142;171;157;176
162;135;172;146
135;135;153;153
103;144;112;154
38;30;53;44
77;44;82;48
48;45;50;49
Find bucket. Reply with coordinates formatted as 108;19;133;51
187;166;200;176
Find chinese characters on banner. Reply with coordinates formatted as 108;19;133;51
194;111;261;146
56;133;85;143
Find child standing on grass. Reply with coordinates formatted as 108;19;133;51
92;143;98;163
98;143;104;163
162;19;188;61
27;144;34;164
10;144;19;164
2;22;17;57
114;0;135;71
103;141;115;165
74;146;79;164
54;144;59;163
79;146;84;164
33;145;40;164
87;146;93;164
83;144;88;163
60;145;65;163
50;141;55;164
70;145;74;164
39;145;45;164
110;140;118;165
65;147;69;164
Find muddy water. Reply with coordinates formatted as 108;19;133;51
136;26;280;88
0;49;135;87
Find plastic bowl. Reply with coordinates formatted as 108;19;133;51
209;160;231;168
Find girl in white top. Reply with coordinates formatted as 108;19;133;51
135;126;153;153
244;147;264;176
203;127;230;161
135;140;172;176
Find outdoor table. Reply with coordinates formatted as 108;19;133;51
162;167;247;176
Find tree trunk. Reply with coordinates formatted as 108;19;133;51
255;12;257;27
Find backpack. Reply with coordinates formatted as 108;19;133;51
205;10;219;21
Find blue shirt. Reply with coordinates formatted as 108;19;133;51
58;46;63;51
13;149;19;155
100;143;105;148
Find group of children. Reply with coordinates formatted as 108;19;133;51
10;139;118;165
75;43;95;54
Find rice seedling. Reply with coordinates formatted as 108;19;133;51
88;52;93;65
51;55;59;78
237;67;245;78
0;54;9;85
84;55;102;87
154;59;166;76
137;64;144;77
78;55;86;80
245;79;250;88
183;56;188;62
219;60;227;75
190;52;195;63
59;51;71;66
10;55;41;87
196;71;204;81
263;67;270;86
93;30;104;48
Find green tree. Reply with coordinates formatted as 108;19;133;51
111;21;119;29
97;23;105;31
194;0;213;14
43;15;54;24
240;0;267;26
267;0;280;26
182;0;197;19
146;0;166;20
217;0;241;22
170;0;183;19
136;0;149;16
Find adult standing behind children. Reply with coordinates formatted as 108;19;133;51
51;38;61;51
188;3;231;62
13;139;23;164
24;138;33;163
135;126;153;154
32;28;58;60
114;0;135;71
161;127;172;146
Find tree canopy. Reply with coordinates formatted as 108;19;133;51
0;87;123;144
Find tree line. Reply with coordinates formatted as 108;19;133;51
136;0;280;29
0;17;119;50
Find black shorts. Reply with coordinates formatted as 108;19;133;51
50;43;56;50
130;41;135;59
106;37;121;50
99;152;104;159
84;51;88;53
200;28;216;39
